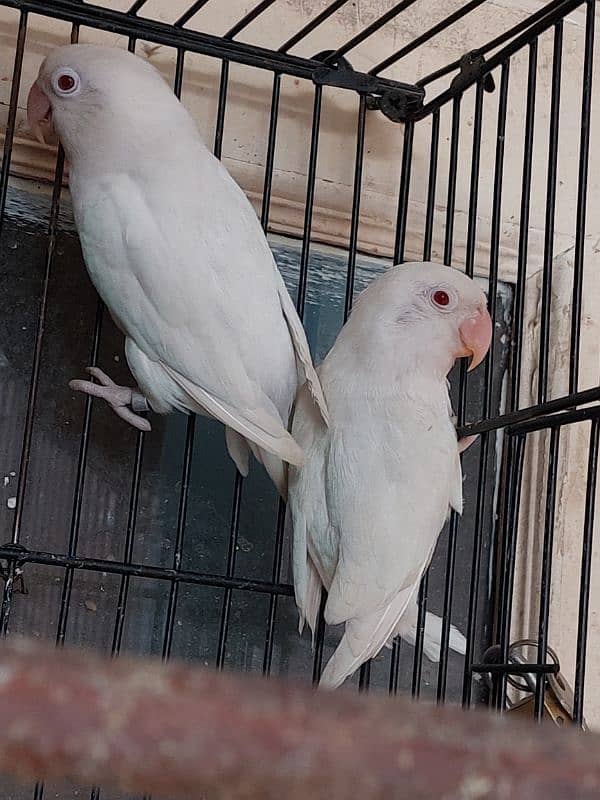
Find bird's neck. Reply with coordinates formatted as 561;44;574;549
320;345;451;416
322;322;453;395
60;100;200;180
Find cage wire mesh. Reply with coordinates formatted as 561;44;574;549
0;0;598;796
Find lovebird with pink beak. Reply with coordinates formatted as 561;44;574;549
288;262;492;689
27;44;329;498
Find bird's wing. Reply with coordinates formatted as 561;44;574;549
323;409;461;629
288;384;333;635
162;363;303;465
206;150;328;425
75;173;303;465
315;404;463;688
273;268;329;426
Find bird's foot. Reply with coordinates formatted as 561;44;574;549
69;366;152;432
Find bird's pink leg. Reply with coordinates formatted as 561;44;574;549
69;367;152;432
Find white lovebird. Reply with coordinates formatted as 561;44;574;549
26;44;328;497
288;262;493;689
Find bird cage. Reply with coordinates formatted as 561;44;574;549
0;0;597;796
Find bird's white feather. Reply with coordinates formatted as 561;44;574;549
225;428;250;477
38;44;328;495
288;262;489;688
389;604;467;661
319;582;418;689
274;269;329;426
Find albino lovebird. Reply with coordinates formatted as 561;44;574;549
288;262;492;688
26;45;328;497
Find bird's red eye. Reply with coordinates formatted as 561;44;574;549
432;289;451;307
56;72;77;92
57;73;76;92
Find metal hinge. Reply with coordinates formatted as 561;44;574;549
450;51;496;94
311;51;424;122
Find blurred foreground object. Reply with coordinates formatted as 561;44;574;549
0;639;598;799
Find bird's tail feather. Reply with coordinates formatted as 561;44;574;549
319;585;414;690
387;611;467;662
247;440;288;500
298;557;322;646
162;362;304;467
225;428;250;477
226;429;289;500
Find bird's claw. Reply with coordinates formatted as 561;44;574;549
69;366;152;432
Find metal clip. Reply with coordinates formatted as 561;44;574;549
0;542;29;596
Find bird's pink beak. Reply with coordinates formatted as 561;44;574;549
27;80;52;145
457;306;493;372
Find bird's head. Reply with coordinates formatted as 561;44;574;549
345;262;493;380
26;44;190;160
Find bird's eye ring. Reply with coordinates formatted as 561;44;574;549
52;68;81;96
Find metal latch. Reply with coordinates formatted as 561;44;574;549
477;639;587;729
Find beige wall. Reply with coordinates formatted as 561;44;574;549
0;0;598;722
